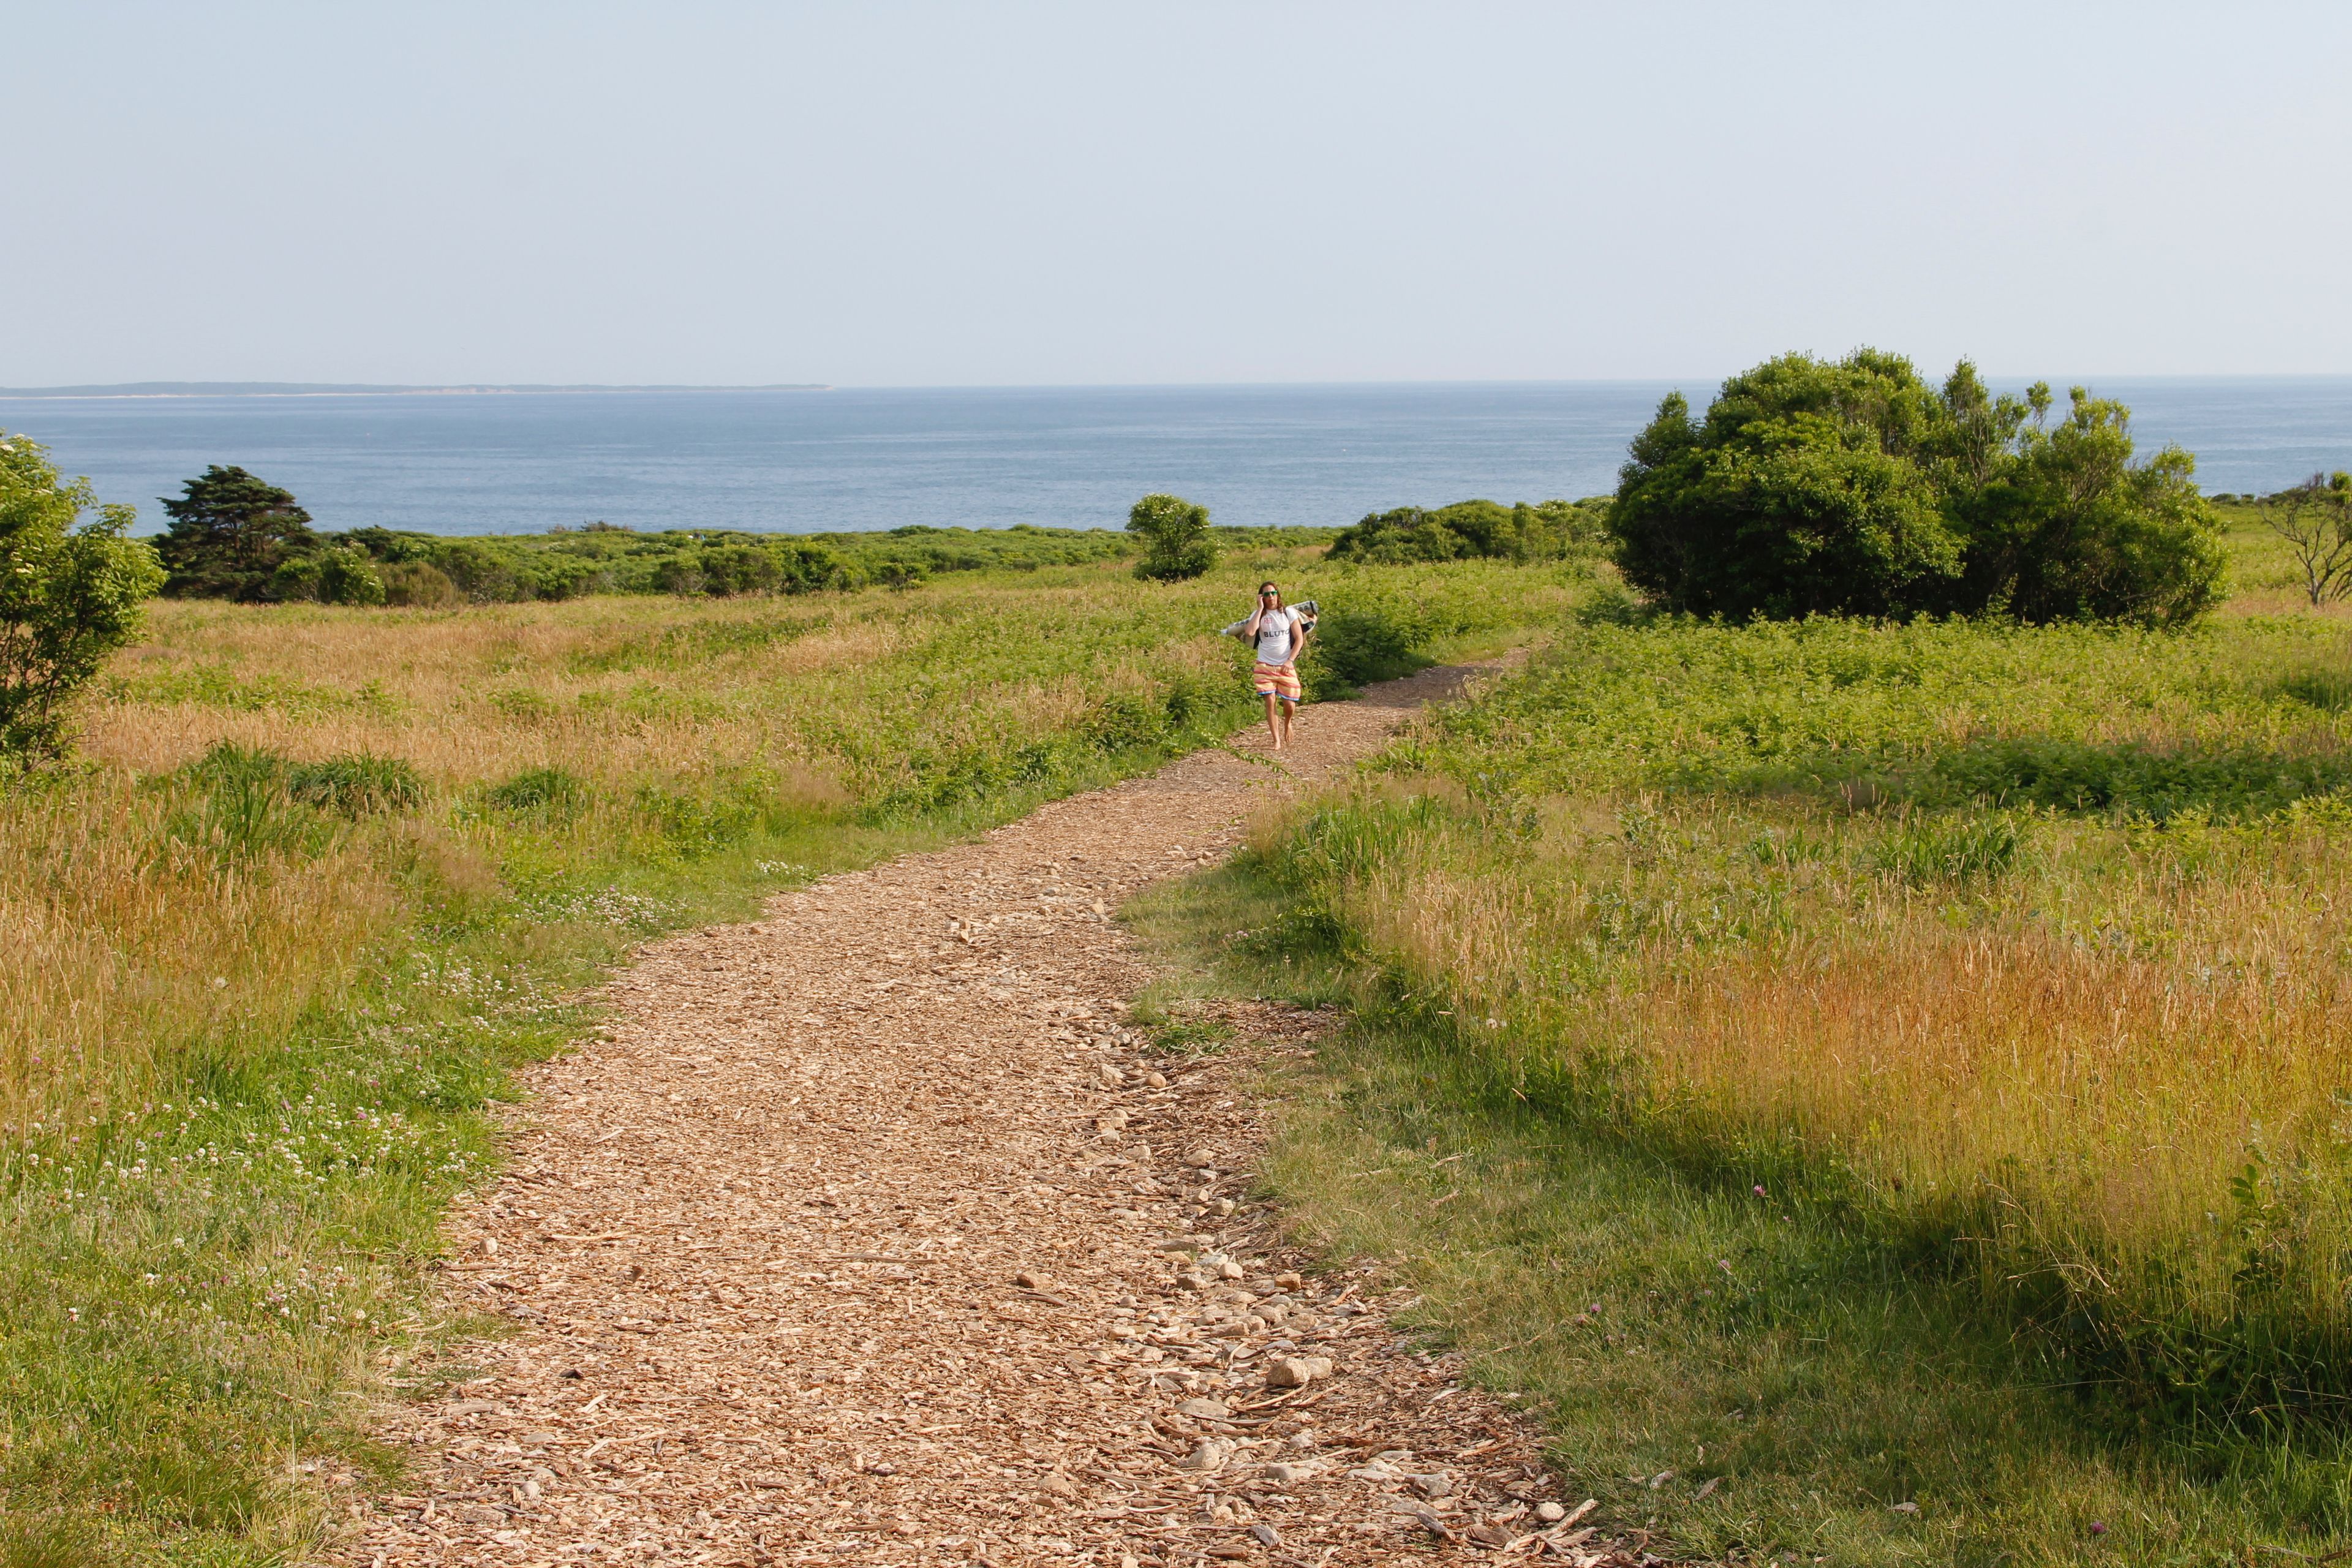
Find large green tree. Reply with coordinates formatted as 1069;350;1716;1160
156;464;319;600
1608;350;2223;625
0;431;166;757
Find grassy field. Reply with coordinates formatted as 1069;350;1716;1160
1122;508;2352;1563
0;542;1578;1564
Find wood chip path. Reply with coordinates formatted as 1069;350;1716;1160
333;667;1657;1568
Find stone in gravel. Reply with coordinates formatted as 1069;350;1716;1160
1180;1438;1235;1472
1250;1524;1282;1547
1535;1500;1567;1522
1265;1355;1333;1389
1409;1509;1454;1540
1409;1470;1453;1499
1014;1270;1048;1289
1177;1397;1231;1422
1262;1462;1319;1485
1177;1271;1213;1292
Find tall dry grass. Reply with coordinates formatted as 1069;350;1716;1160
0;775;396;1129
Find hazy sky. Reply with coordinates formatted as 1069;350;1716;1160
8;2;2348;386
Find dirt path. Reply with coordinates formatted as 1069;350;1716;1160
337;669;1644;1568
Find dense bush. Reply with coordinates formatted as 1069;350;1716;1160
380;560;462;607
1325;497;1603;564
1609;350;2224;625
0;431;166;757
1303;607;1434;697
1127;493;1217;581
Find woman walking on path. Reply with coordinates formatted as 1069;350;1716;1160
1225;582;1314;750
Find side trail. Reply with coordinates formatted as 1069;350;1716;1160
336;668;1648;1568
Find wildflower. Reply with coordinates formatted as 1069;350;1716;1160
1752;1184;1766;1197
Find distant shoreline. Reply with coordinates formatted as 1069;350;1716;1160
0;382;832;400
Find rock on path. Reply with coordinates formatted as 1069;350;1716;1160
334;667;1653;1567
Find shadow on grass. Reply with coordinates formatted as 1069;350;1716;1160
1123;859;2352;1568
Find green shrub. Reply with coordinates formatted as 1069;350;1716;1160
1609;350;2225;625
1925;736;2352;823
172;744;326;858
318;546;386;605
1128;494;1217;582
1305;606;1434;696
176;743;423;832
1326;498;1602;564
486;765;586;816
1874;812;2024;885
701;543;783;596
632;785;759;855
283;753;424;815
0;432;167;758
1084;693;1165;753
379;560;461;607
431;540;531;603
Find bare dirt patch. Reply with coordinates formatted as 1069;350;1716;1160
334;667;1655;1567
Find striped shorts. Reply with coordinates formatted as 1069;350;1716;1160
1253;662;1303;703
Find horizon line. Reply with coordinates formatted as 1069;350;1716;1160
8;372;2352;401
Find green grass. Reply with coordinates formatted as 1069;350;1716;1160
1126;859;2352;1566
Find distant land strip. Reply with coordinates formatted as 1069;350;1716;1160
0;382;832;399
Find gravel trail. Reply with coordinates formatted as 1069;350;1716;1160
337;666;1648;1567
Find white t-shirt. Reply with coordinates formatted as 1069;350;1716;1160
1225;606;1306;664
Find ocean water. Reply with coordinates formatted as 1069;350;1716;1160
1;379;2346;538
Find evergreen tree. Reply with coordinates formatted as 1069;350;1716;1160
157;466;318;600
